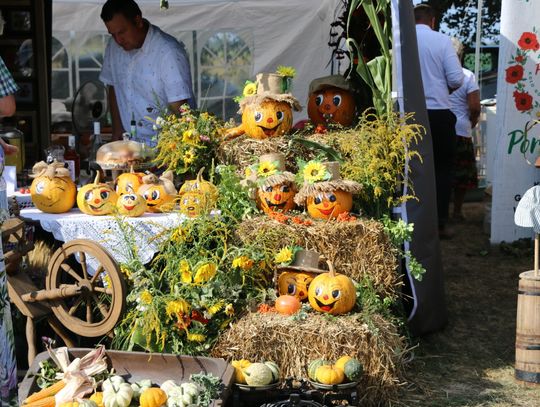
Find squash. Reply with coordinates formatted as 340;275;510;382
159;380;179;396
342;358;363;381
89;392;104;407
138;171;177;213
274;295;301;315
139;387;167;407
307;86;356;127
178;167;218;200
315;365;344;385
115;170;144;196
307;359;330;381
30;163;76;213
264;361;280;383
227;100;294;140
334;356;352;372
277;271;316;301
178;168;218;217
77;172;118;216
131;379;152;400
306;190;353;220
58;401;98;407
242;362;274;386
307;261;356;315
116;192;147;217
102;376;133;407
231;359;251;384
256;182;296;214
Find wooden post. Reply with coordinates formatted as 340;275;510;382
535;234;539;277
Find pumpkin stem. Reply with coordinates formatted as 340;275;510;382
197;167;205;183
130;164;134;173
326;260;335;277
94;171;101;184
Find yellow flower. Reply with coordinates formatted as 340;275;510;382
171;227;187;243
187;332;206;342
182;129;197;144
183;149;196;165
232;256;254;270
244;166;253;178
194;263;217;283
275;247;293;264
120;265;132;278
225;303;235;316
374;186;383;197
257;161;278;178
179;260;192;283
140;290;153;304
207;302;224;315
303;161;328;183
166;299;190;318
243;82;257;97
276;65;296;78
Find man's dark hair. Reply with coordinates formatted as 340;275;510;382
100;0;142;23
414;4;435;24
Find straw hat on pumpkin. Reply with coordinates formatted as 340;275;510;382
247;152;296;188
239;72;302;113
277;248;328;274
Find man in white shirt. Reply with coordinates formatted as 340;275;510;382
414;4;464;238
99;0;195;146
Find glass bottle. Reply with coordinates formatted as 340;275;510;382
90;121;102;162
64;135;80;181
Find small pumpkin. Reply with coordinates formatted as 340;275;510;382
178;167;218;201
274;295;301;315
116;191;147;217
76;172;118;215
308;359;331;381
115;169;144;196
139;387;167;407
231;359;252;384
307;261;356;315
342;358;363;381
243;362;274;386
102;379;133;407
178;168;218;217
138;171;177;213
30;162;76;213
334;356;352;372
256;182;296;214
264;361;280;383
59;401;98;407
315;365;345;385
277;271;316;301
306;190;353;220
89;392;104;407
307;86;356;127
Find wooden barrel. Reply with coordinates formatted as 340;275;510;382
516;270;540;384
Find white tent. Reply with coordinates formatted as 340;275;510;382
52;0;342;121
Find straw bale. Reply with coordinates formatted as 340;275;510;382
212;311;406;405
236;215;400;298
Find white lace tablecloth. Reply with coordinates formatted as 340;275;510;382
20;208;187;271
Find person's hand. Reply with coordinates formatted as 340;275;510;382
3;143;18;156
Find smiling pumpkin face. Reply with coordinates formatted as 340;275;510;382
31;174;76;213
256;182;296;214
307;86;356;127
306;189;353;220
308;270;356;315
277;271;316;301
242;100;293;139
77;179;118;216
138;184;176;213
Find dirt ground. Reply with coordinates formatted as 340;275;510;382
399;200;540;406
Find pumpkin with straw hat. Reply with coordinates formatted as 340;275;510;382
295;160;361;220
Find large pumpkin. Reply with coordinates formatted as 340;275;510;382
307;86;356;127
115;170;144;196
76;172;118;216
256;182;296;214
306;190;353;220
308;261;356;315
138;171;177;213
30;163;76;213
116;192;147;217
277;271;316;301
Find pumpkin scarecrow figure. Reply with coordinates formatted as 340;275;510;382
246;152;297;214
225;71;302;140
295;161;361;220
276;248;326;302
30;161;77;213
307;75;356;128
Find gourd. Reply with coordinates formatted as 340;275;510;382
138;171;177;213
178;168;218;201
89;392;104;407
30;162;76;213
334;356;352;372
178;168;218;217
306;190;353;220
342;358;363;381
277;271;315;301
116;191;147;217
77;172;118;215
307;86;356;127
256;182;296;214
231;359;251;384
102;376;133;407
315;365;344;385
307;359;330;380
159;380;179;395
115;170;144;196
242;362;274;386
307;261;356;315
274;295;301;315
131;379;152;400
58;401;98;407
264;361;280;382
163;382;199;407
139;387;167;407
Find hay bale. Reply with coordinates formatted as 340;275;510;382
212;311;406;404
236;216;400;298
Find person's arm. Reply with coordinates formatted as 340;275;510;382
108;85;124;140
467;89;481;128
0;94;16;117
444;38;464;92
0;137;18;155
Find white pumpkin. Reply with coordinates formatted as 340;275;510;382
102;381;133;407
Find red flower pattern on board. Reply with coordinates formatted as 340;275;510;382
515;55;525;63
506;65;524;84
514;91;533;112
518;32;540;51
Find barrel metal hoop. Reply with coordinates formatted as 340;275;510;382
515;369;540;383
518;290;540;296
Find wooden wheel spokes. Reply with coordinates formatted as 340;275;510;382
46;240;126;337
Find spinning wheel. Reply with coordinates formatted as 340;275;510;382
46;240;127;337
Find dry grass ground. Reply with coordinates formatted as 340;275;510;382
400;200;540;406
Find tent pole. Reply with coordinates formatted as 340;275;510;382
474;0;483;82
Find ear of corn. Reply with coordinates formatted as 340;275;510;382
24;380;65;404
23;395;56;407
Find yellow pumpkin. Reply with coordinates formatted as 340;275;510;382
306;190;353;220
115;171;144;195
137;171;177;213
76;172;118;216
230;100;294;139
277;271;316;301
315;365;345;385
178;191;208;217
231;359;252;384
307;262;356;315
139;387;167;407
334;355;353;372
89;392;104;407
116;192;147;217
307;86;356;127
256;182;296;214
30;164;76;213
178;168;218;202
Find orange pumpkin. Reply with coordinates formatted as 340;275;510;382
116;192;147;217
307;86;356;127
277;271;316;301
306;190;353;220
76;172;118;215
275;295;301;315
227;100;294;140
30;164;76;213
115;170;144;196
308;262;356;315
137;171;177;213
256;182;296;214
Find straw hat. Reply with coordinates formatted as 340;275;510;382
277;249;328;274
515;185;540;233
309;74;355;95
239;72;302;112
294;161;362;205
249;152;295;188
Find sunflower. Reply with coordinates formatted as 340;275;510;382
275;246;293;265
276;65;296;78
183;148;196;165
303;161;329;184
193;263;217;283
182;129;198;144
207;302;224;315
243;82;257;97
179;260;192;283
232;256;254;270
187;332;206;342
166;299;190;318
257;161;278;178
225;303;235;316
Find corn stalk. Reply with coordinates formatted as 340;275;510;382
346;0;392;116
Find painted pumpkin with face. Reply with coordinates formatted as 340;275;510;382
137;171;177;213
77;172;118;215
30;163;76;213
256;182;296;214
115;170;144;196
307;86;356;127
179;191;209;218
277;271;316;301
242;100;293;139
178;168;218;203
116;192;147;217
308;262;356;315
306;190;353;220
